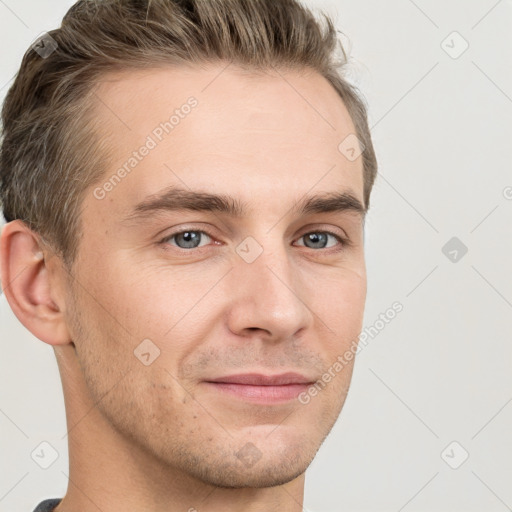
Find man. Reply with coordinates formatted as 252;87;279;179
0;0;377;510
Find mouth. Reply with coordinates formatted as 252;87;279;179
203;372;316;404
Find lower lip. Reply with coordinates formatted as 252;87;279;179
204;382;311;403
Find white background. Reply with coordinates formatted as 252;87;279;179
1;1;511;511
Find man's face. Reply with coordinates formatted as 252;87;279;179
64;64;367;488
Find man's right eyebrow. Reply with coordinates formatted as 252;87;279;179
121;186;246;225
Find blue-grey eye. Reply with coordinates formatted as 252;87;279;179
168;230;212;249
297;232;339;249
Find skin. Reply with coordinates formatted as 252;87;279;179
0;63;367;512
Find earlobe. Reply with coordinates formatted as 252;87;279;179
0;220;72;346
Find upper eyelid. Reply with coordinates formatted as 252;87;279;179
295;230;344;242
162;229;214;246
162;221;348;237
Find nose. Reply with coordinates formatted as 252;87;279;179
225;243;313;342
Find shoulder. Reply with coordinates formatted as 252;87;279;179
31;498;62;512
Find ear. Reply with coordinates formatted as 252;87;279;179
0;220;72;346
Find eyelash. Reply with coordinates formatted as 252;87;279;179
159;228;351;254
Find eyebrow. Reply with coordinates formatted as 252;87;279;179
121;186;366;225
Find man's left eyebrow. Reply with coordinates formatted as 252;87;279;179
121;186;366;225
293;191;366;219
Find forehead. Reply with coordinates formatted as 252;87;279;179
86;64;364;219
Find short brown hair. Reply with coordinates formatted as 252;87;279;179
0;0;377;269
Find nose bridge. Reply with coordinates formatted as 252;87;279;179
226;236;312;338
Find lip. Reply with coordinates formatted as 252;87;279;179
205;372;314;386
204;372;316;404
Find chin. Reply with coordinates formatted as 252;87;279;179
182;438;318;489
197;458;311;489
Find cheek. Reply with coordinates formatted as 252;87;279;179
82;258;177;342
85;265;222;384
99;254;219;329
319;268;367;330
310;270;366;395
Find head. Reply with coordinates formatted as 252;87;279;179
0;0;377;490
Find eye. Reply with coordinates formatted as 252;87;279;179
159;228;349;253
162;230;213;249
295;231;345;250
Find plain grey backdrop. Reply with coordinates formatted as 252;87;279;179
1;1;511;511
